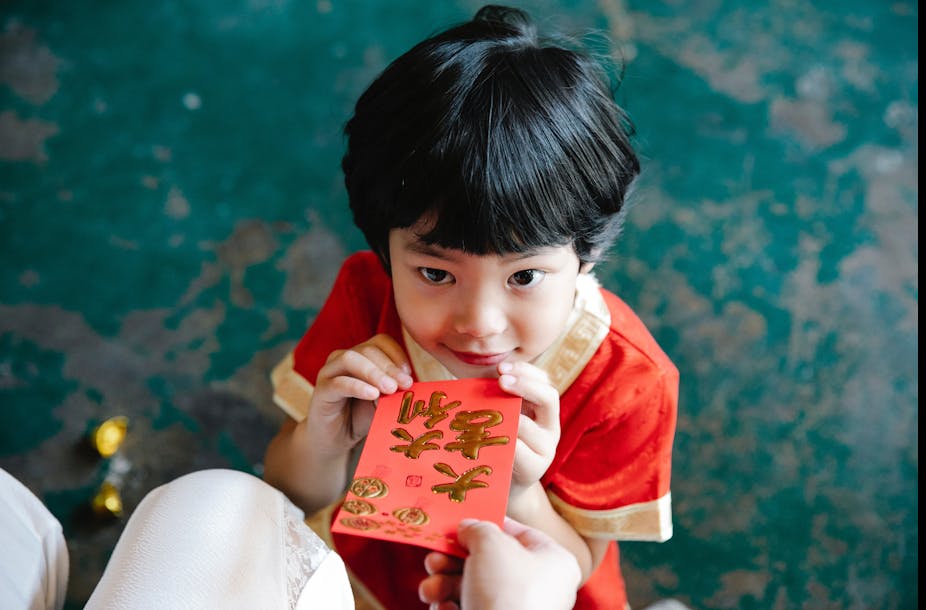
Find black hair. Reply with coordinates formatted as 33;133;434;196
342;4;640;267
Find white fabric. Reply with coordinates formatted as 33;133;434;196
295;551;354;610
85;469;353;610
0;468;69;610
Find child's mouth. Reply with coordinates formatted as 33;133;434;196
448;349;511;367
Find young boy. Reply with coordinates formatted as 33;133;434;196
263;5;678;609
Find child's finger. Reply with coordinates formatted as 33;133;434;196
353;347;414;389
512;438;553;481
349;399;376;441
516;413;557;453
498;375;559;430
356;334;413;385
498;360;549;384
515;417;558;473
352;342;414;388
366;334;413;372
323;349;404;394
311;376;380;415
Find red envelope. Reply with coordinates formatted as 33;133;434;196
330;378;521;557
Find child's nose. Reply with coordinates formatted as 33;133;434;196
453;291;507;338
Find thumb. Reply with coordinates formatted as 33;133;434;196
456;518;503;551
502;516;558;552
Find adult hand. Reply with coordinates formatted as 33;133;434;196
419;517;581;610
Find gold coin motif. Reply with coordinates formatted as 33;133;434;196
392;506;430;526
340;516;381;531
349;476;389;498
342;499;376;515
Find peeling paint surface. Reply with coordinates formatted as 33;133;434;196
0;1;917;609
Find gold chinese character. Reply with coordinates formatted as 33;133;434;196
443;410;509;459
390;428;442;458
398;390;461;428
431;462;493;502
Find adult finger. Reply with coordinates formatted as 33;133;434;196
456;518;504;552
423;551;463;576
502;516;558;551
418;574;461;606
500;516;532;538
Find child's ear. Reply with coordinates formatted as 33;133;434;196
579;247;601;273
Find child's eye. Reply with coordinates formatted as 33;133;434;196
508;269;545;287
418;267;453;284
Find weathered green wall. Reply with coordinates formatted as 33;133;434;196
1;1;917;608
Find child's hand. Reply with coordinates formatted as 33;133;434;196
306;334;413;456
496;361;560;500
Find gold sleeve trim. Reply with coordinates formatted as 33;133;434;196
532;273;610;394
270;351;313;422
548;491;673;542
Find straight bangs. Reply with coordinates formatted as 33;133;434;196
399;44;636;260
343;6;640;266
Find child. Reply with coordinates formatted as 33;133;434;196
263;5;679;609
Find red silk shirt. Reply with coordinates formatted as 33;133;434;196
272;251;679;610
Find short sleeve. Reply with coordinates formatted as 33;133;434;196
547;361;679;542
271;252;393;421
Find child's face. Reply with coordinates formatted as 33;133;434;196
388;225;585;379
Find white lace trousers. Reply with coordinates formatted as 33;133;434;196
85;469;354;610
0;468;69;610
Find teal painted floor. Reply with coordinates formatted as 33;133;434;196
0;1;918;608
